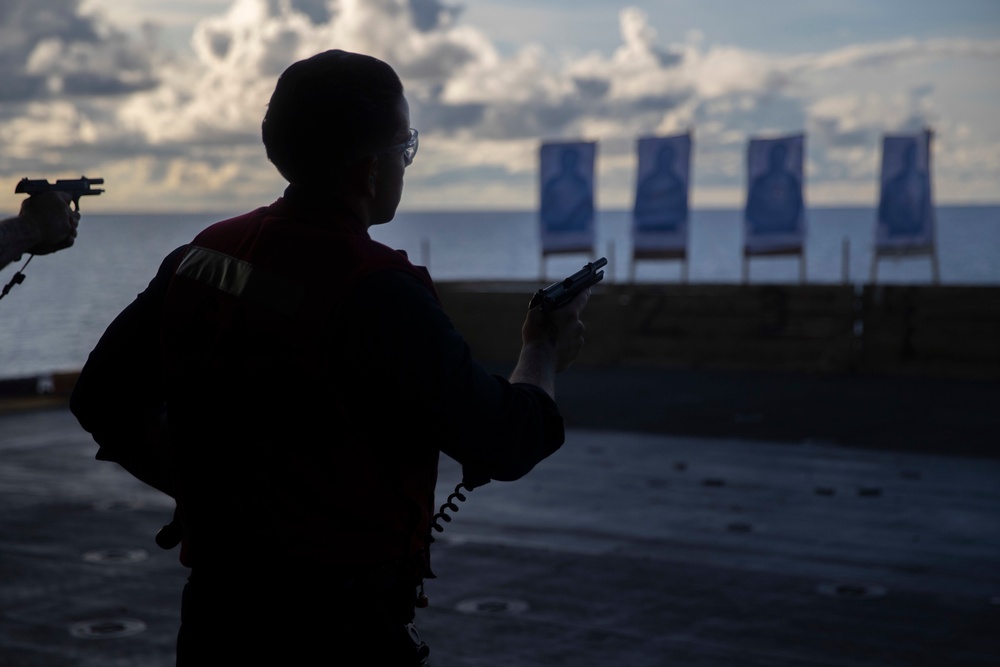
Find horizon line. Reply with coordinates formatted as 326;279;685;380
58;201;1000;217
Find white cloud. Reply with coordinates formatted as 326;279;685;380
794;37;1000;71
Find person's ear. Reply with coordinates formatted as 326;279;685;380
344;156;377;198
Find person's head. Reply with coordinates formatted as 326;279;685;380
262;49;415;222
768;143;787;170
560;148;578;171
656;144;675;169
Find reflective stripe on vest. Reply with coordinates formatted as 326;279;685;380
176;245;304;315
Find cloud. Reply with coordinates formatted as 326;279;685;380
793;37;1000;72
0;0;160;103
1;0;999;212
409;0;462;32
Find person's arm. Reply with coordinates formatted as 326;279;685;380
0;217;39;269
341;270;587;483
509;290;588;399
70;246;187;497
0;192;79;270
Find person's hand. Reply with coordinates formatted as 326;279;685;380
521;288;589;372
19;191;79;255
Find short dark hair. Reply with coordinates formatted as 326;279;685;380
262;50;404;185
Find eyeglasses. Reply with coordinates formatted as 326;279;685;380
379;128;419;166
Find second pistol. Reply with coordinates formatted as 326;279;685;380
529;257;607;313
15;176;105;211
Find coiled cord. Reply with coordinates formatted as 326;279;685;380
429;482;475;541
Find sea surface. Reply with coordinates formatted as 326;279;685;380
1;206;998;379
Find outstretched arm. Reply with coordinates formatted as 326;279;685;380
0;192;79;270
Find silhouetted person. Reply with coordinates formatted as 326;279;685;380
541;147;593;232
70;49;588;665
634;143;687;231
879;141;931;237
746;142;803;235
0;191;79;270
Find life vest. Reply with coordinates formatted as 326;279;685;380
159;195;441;579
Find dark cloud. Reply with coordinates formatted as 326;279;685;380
808;85;935;151
573;77;610;100
397;41;478;81
762;71;792;93
0;0;160;102
654;48;683;68
0;74;47;102
810;117;875;148
409;0;463;32
0;126;262;183
290;0;334;25
259;29;303;76
204;28;232;60
417;83;692;144
0;0;99;61
631;93;687;112
693;92;807;142
60;71;157;96
533;102;584;135
896;113;933;134
412;99;486;133
477;102;586;140
186;131;262;148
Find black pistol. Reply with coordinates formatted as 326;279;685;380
15;176;105;211
529;257;607;312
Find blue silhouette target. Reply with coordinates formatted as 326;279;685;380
539;141;596;254
744;134;806;255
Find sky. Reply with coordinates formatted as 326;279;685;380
1;0;998;213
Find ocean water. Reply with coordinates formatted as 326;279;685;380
1;206;998;379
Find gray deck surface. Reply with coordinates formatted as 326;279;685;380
1;368;999;666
